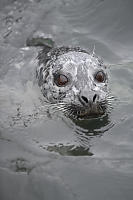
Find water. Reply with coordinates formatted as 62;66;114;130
0;0;133;199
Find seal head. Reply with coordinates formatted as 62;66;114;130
37;47;108;118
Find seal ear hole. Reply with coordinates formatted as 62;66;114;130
95;71;106;83
54;74;69;87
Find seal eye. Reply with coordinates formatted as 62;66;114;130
95;71;106;83
55;74;68;87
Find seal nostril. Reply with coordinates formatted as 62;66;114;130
81;96;89;104
93;94;97;102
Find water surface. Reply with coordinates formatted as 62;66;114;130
0;0;133;199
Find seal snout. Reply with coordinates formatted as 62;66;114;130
79;92;99;107
77;92;104;117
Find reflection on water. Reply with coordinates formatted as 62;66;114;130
44;112;114;156
73;114;112;136
73;114;113;150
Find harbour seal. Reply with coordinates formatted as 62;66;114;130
36;46;108;118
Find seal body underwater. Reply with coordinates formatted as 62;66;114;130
36;46;108;118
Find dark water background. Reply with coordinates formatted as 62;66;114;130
0;0;133;199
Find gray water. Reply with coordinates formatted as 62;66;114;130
0;0;133;199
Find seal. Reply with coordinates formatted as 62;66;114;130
36;46;108;118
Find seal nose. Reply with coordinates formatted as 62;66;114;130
93;94;98;103
81;96;89;104
80;94;99;106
